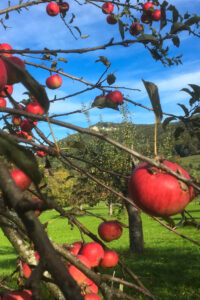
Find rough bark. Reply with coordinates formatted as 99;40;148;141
125;201;144;254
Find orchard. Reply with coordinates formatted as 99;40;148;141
0;0;200;300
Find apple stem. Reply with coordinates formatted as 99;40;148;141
154;121;158;156
46;114;60;154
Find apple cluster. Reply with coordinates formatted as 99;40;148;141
67;238;119;298
130;2;161;36
46;1;69;17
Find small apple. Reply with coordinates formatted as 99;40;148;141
0;85;13;97
80;242;104;267
143;2;154;14
129;23;143;36
98;220;122;242
0;58;8;91
106;90;123;104
141;13;152;24
46;74;62;89
3;289;32;300
100;250;118;268
11;169;32;191
59;2;69;13
152;9;161;21
102;2;114;14
21;260;32;279
129;161;195;217
68;255;91;284
46;2;60;16
36;150;48;158
106;15;117;25
32;198;42;216
12;116;22;126
3;56;26;85
84;293;101;300
0;43;12;57
20;119;34;132
25;101;44;115
0;97;6;107
17;131;33;140
70;241;83;256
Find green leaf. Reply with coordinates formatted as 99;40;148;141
142;79;163;123
95;56;111;67
118;19;124;40
188;84;200;95
184;15;200;26
168;5;179;23
107;74;116;85
73;26;82;37
162;116;177;129
51;60;57;69
177;103;189;116
69;13;75;24
174;126;185;139
160;1;168;30
170;22;189;34
0;132;42;185
137;34;158;45
172;36;180;47
58;57;68;63
181;88;193;97
1;56;49;113
92;95;119;110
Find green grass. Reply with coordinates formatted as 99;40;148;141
1;201;200;299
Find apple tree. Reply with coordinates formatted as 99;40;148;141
0;0;200;299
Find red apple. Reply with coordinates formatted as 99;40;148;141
11;169;32;191
21;260;32;279
46;74;62;89
46;2;60;16
4;56;25;85
59;2;69;13
70;241;83;256
143;2;154;14
129;23;143;36
100;250;118;268
20;119;34;132
0;43;12;57
68;254;91;284
0;85;13;97
17;131;33;140
80;242;104;267
106;15;117;25
3;290;32;300
0;97;6;107
98;220;122;242
129;161;195;217
25;101;44;115
152;9;161;21
32;198;41;216
106;90;123;104
84;293;101;300
36;150;48;158
12;116;22;126
0;58;8;91
84;278;98;294
102;2;114;14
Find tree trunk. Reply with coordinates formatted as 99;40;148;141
125;201;144;254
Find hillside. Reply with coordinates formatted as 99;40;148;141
60;121;200;158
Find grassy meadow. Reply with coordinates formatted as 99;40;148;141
0;199;200;299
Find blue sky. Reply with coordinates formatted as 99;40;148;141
0;0;200;140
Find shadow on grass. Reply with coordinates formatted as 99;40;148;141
114;247;200;300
